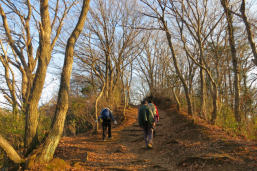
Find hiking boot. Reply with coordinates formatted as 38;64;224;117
147;143;153;149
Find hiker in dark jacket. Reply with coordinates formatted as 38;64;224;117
98;107;117;141
138;100;155;148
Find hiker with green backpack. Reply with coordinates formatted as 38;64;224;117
138;99;155;149
148;99;159;136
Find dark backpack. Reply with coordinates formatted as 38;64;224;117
101;108;111;120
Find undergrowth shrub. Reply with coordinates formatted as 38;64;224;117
0;93;129;168
147;91;174;109
240;116;257;140
0;109;52;168
0;112;24;168
209;104;256;140
64;96;95;136
40;94;127;137
178;97;257;141
214;105;241;135
38;112;52;141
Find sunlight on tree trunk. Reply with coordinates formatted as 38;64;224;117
33;0;91;163
0;135;24;164
95;83;106;132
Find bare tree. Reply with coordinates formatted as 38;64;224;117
171;0;224;122
140;0;193;115
0;0;80;153
136;31;171;96
0;0;74;114
0;0;90;167
75;0;143;105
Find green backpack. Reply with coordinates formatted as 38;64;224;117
138;105;154;127
148;103;156;116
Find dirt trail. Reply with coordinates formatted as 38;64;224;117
55;106;257;170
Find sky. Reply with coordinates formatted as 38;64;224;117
0;0;257;110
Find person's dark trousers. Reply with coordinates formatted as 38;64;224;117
143;123;153;147
102;120;111;140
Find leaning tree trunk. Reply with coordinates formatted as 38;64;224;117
240;0;257;66
95;83;106;132
0;135;24;164
161;17;193;115
172;87;181;111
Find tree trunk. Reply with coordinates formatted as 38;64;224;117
105;54;109;99
24;0;52;154
172;87;180;111
29;0;91;164
199;42;206;118
211;84;218;124
161;17;193;115
109;70;114;102
122;80;129;120
0;135;24;164
95;83;106;132
240;0;257;66
221;0;241;123
0;0;90;168
123;92;127;119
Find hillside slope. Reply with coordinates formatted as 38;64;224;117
54;105;257;170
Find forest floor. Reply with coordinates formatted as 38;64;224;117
54;105;257;170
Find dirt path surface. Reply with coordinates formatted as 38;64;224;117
55;106;257;170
